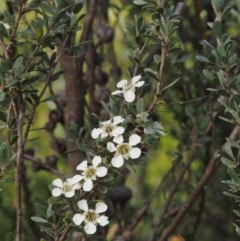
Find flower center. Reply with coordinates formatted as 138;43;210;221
62;183;73;192
103;123;114;135
117;143;131;156
85;166;96;179
123;82;134;92
84;209;99;223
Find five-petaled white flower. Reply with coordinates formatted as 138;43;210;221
73;199;109;234
107;134;141;168
76;156;107;192
112;75;145;102
91;116;124;144
144;121;166;136
51;175;82;198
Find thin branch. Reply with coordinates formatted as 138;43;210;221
23;154;66;179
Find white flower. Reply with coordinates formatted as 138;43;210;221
76;156;107;192
91;116;124;144
52;175;82;198
112;75;144;102
73;199;109;235
144;121;166;136
107;134;141;168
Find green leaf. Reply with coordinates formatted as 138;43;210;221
13;56;24;70
136;98;145;113
226;138;240;149
154;54;161;64
0;111;6;123
125;163;136;173
203;69;213;81
223;191;240;200
213;20;222;36
10;135;18;145
99;185;108;194
100;100;111;115
0;23;8;38
74;2;84;14
31;217;49;223
3;11;14;27
233;209;240;218
161;77;181;92
221;157;236;168
69;122;78;138
101;175;114;182
144;68;158;81
0;92;6;102
168;47;181;53
133;0;147;5
52;6;70;23
40;94;60;103
228;166;239;183
196;55;210;63
221;6;232;19
41;2;55;15
0;177;15;183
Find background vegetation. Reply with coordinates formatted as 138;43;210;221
0;0;240;240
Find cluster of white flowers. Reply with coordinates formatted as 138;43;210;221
51;156;108;234
50;75;164;235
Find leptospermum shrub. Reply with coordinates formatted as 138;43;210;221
39;74;165;238
1;0;240;240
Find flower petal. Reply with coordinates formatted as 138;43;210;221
96;167;107;177
113;135;124;144
76;160;88;171
92;156;102;167
95;202;108;213
124;91;135;102
52;188;62;197
73;183;82;190
129;134;141;146
97;215;109;226
84;222;97;235
112;90;123;95
111;155;124;168
129;147;141;159
78;199;88;212
52;179;63;187
83;179;93;192
107;142;116;152
135;80;145;87
112;116;124;125
64;190;75;198
112;126;125;136
116;79;128;88
67;174;83;185
73;213;85;226
131;75;141;84
91;128;102;139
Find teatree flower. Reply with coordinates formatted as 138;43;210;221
144;121;166;136
76;156;107;192
73;199;109;235
91;116;124;144
107;134;141;168
52;175;82;198
112;75;145;102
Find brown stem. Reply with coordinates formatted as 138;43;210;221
15;83;25;241
23;154;66;178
